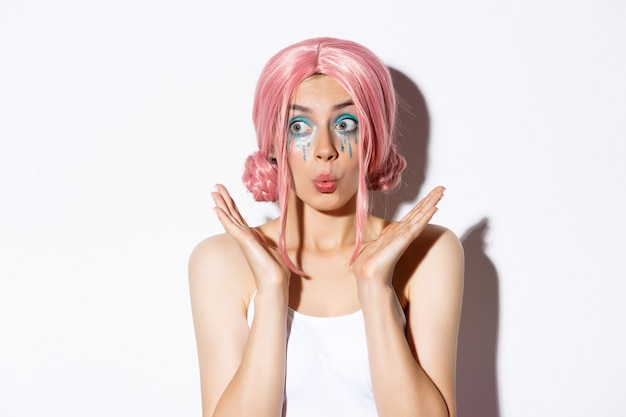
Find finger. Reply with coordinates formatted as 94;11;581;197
400;186;445;223
212;185;249;228
212;194;251;236
215;184;248;227
213;184;237;216
418;186;445;210
213;200;260;249
212;198;245;234
211;189;234;218
212;193;239;226
415;187;444;219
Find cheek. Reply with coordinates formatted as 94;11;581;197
288;134;312;162
287;151;308;183
287;140;306;164
347;159;361;183
337;130;359;158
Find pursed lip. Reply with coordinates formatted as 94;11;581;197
313;173;338;193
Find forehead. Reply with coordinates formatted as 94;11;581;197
291;75;352;108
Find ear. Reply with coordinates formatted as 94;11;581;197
268;141;278;165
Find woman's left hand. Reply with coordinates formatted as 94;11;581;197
351;186;445;287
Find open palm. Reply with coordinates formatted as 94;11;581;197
212;184;290;289
351;186;445;285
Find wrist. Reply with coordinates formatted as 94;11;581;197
357;282;406;328
356;275;393;292
357;280;395;304
255;284;289;306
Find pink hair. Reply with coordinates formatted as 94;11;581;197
242;37;407;273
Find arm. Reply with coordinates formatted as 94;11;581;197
353;188;464;417
188;185;289;417
404;227;464;417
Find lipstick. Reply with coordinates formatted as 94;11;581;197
313;174;337;193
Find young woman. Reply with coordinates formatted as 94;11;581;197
189;37;464;417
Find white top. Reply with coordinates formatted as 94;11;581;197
247;293;378;417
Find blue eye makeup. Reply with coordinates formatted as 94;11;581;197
333;114;359;158
288;116;314;160
287;114;359;160
334;114;359;133
289;116;313;136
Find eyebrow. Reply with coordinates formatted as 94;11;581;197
290;100;355;113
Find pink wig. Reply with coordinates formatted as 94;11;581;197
242;37;407;272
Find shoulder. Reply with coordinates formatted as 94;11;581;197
188;233;255;309
394;224;464;305
415;224;463;263
410;223;463;297
189;233;241;265
399;224;463;268
189;233;246;278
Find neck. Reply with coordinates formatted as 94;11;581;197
284;193;358;253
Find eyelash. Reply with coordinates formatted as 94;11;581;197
334;115;358;132
288;114;358;136
288;117;312;135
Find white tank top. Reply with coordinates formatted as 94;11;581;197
247;293;378;417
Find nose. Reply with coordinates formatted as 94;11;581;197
314;128;339;162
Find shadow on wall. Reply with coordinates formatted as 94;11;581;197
371;67;429;219
373;68;501;417
457;219;501;417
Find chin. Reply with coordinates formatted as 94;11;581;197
312;193;357;214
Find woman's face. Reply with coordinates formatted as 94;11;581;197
286;75;360;213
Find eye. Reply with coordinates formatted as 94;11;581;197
334;115;358;133
288;117;312;135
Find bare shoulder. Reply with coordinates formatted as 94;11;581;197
419;224;463;264
400;224;463;271
394;224;464;305
189;232;245;271
188;233;255;311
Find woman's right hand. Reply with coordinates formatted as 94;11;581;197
211;183;290;291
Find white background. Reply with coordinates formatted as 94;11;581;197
1;1;625;416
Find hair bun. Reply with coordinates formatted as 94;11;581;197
369;148;407;191
242;151;279;202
